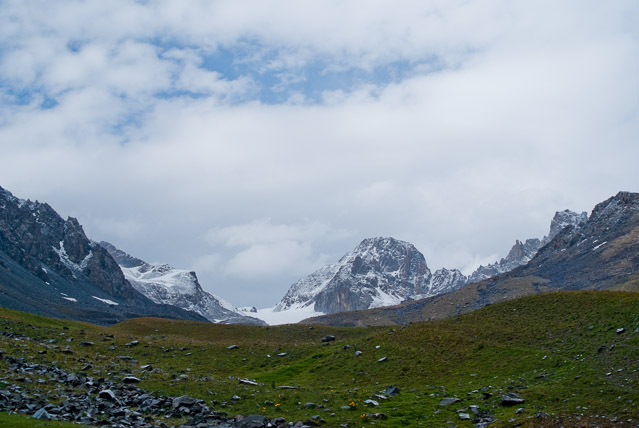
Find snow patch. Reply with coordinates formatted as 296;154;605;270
92;296;119;306
62;297;77;302
53;241;93;272
251;306;325;325
592;241;607;251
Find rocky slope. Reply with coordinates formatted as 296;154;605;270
274;237;466;314
274;210;588;319
467;210;588;283
304;192;639;326
101;242;264;325
0;186;206;325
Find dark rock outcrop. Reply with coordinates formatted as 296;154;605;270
0;186;206;325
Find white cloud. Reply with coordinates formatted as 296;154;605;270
0;0;637;306
205;219;349;280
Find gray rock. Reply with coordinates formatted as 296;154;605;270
439;397;461;406
501;392;525;406
321;335;336;343
227;345;239;350
354;350;363;357
98;389;121;405
384;386;400;396
459;412;471;420
237;414;267;428
33;408;50;420
123;376;141;384
378;356;387;362
363;399;379;406
173;395;198;408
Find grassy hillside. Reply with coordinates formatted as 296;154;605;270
0;291;638;427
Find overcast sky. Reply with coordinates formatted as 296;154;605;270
1;1;637;307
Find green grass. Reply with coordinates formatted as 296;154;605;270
0;413;80;427
1;291;638;427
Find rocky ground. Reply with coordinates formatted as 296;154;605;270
0;330;295;427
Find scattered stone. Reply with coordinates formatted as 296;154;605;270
231;395;241;401
79;341;94;346
140;364;153;371
459;412;471;420
321;335;336;343
363;399;379;406
501;392;525;406
384;385;400;396
237;414;267;428
304;402;316;409
98;389;121;404
354;350;363;357
439;397;461;406
616;328;625;334
32;408;50;420
277;352;288;357
173;395;198;408
239;378;259;386
378;356;387;363
117;355;136;361
122;376;141;384
515;407;525;414
469;404;480;415
227;345;239;350
125;340;139;347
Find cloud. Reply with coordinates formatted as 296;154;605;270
205;219;349;280
0;0;637;306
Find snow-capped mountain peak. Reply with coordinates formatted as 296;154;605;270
100;242;264;325
274;237;465;315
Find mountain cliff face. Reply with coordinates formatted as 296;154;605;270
274;237;466;314
101;242;265;325
0;186;206;325
467;210;588;283
303;192;639;326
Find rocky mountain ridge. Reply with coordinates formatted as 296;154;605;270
467;209;588;283
274;237;466;315
273;209;587;319
0;186;205;325
303;191;639;326
101;242;265;325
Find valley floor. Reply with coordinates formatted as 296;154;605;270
0;290;638;427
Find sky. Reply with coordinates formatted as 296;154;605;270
1;0;638;308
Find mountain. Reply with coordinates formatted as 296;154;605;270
273;237;466;315
0;186;206;325
101;242;265;325
303;191;639;326
467;209;588;283
272;210;588;321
